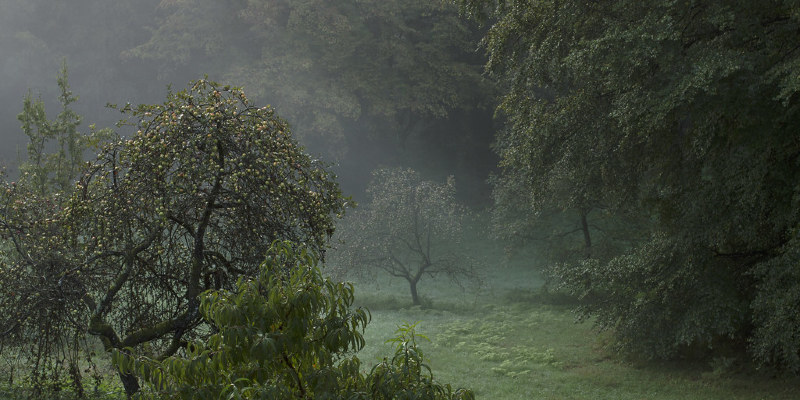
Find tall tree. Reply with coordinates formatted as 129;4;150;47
0;79;347;396
458;0;800;369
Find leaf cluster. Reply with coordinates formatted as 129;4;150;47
16;60;113;195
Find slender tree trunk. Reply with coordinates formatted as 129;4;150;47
580;211;592;258
408;278;421;306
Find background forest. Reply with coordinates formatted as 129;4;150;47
1;0;799;399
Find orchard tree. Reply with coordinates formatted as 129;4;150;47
114;241;474;400
0;78;347;397
457;0;800;370
334;168;478;306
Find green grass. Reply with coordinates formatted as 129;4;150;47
347;245;800;400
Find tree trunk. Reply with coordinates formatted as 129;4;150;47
408;278;421;306
118;371;140;399
580;211;592;258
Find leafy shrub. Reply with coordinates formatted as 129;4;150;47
366;322;474;399
114;241;473;399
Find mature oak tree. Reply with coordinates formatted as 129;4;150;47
0;79;347;396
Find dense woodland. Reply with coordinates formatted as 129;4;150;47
0;0;799;399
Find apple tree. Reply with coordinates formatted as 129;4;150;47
0;78;347;397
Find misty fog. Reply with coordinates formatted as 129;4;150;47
0;0;496;204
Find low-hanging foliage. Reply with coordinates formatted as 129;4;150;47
457;0;800;370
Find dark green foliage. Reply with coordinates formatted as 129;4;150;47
114;241;473;400
749;234;800;373
457;0;800;369
551;235;750;359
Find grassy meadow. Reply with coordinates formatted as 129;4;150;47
350;261;800;400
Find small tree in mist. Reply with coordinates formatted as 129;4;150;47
334;168;478;306
17;60;113;194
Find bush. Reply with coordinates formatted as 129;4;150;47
114;241;473;399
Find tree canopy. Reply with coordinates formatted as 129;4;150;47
0;0;498;204
120;0;497;201
458;0;800;369
128;0;490;152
